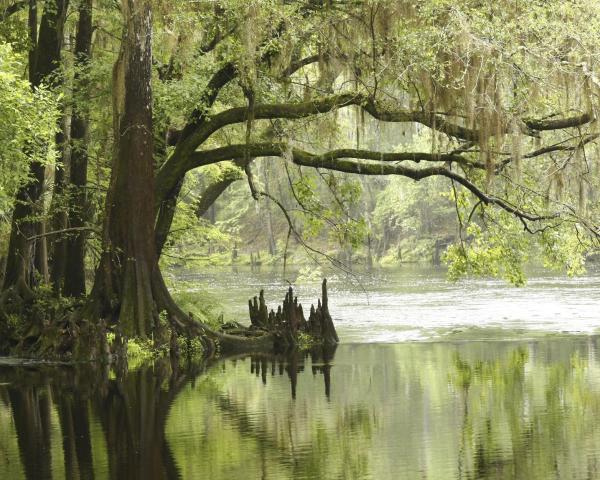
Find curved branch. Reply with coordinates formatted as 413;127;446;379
362;99;484;142
158;141;555;225
195;171;243;219
176;20;318;148
173;93;596;164
159;95;594;220
182;94;361;154
155;141;482;204
497;133;600;172
156;95;363;203
281;54;321;77
287;150;552;223
1;1;26;21
178;62;237;142
524;113;594;131
173;93;481;160
188;143;482;169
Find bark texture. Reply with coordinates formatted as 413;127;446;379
88;0;157;338
63;0;93;297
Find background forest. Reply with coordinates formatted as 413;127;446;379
0;0;600;357
3;2;600;478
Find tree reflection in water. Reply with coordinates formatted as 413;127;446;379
4;340;600;479
0;346;338;480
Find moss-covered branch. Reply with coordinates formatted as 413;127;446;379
160;93;596;203
161;141;556;225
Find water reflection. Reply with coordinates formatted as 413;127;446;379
3;340;600;479
246;346;335;398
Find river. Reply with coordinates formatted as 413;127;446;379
1;266;600;479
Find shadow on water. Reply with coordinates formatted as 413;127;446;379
245;345;336;399
0;346;338;480
4;339;600;479
0;359;206;479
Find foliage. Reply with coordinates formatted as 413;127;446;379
0;43;58;238
168;280;225;329
2;0;600;359
445;219;530;286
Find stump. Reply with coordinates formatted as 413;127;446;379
247;279;339;348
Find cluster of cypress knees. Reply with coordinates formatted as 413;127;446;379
246;279;339;348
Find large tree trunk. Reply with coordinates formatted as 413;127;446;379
88;0;157;338
2;0;69;292
80;0;309;355
63;0;93;297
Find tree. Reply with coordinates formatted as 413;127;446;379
3;0;69;292
62;0;93;297
86;0;157;338
151;0;600;284
2;0;600;356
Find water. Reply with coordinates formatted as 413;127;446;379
1;267;600;479
179;265;600;341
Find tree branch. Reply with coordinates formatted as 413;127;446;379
281;54;321;77
178;61;237;143
286;149;553;223
157;141;556;225
524;113;594;131
1;1;26;21
175;93;596;162
497;133;600;171
26;226;96;242
159;94;593;221
156;140;483;203
195;173;242;218
187;142;483;170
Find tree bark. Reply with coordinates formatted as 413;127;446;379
49;113;71;293
78;0;249;353
88;0;157;338
63;0;93;297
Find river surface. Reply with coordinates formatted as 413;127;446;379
181;265;600;342
1;266;600;479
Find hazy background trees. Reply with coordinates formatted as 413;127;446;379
0;0;598;331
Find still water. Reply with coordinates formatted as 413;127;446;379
182;265;600;342
1;267;600;479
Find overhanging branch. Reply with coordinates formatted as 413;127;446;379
155;141;483;203
157;141;557;225
175;93;596;161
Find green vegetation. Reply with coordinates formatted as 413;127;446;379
3;340;600;479
0;0;599;360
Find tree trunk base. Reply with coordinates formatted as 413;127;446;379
0;276;339;361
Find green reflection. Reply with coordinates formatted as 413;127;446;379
2;340;600;479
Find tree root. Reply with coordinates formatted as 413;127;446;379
0;268;339;362
246;278;339;348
